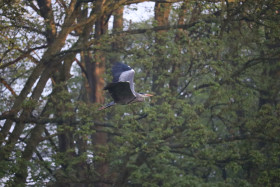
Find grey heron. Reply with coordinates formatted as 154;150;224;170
98;62;153;110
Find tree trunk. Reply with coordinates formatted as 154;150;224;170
110;6;124;63
169;2;187;94
91;1;109;186
152;2;172;95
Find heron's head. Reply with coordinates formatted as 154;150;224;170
142;93;153;97
136;93;153;102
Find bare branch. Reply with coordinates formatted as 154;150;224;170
57;0;68;12
75;57;88;78
0;77;17;96
124;0;182;5
0;45;47;69
26;1;40;14
0;113;114;128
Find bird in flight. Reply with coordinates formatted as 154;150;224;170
99;62;153;110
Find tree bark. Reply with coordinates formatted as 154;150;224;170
110;6;124;63
152;2;172;95
169;2;187;94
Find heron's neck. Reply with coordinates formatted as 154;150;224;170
135;93;145;102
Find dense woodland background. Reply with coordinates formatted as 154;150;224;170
0;0;280;186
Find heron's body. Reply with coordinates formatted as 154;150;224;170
99;62;152;110
104;82;136;105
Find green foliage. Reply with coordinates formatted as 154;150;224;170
1;0;280;186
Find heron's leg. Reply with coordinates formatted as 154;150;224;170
135;113;148;120
98;101;116;110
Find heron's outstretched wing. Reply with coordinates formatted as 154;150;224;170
104;82;136;104
112;62;136;95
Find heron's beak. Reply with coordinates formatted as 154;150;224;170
144;94;153;97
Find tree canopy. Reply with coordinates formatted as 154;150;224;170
0;0;280;186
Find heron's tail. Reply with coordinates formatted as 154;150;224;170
98;101;115;110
